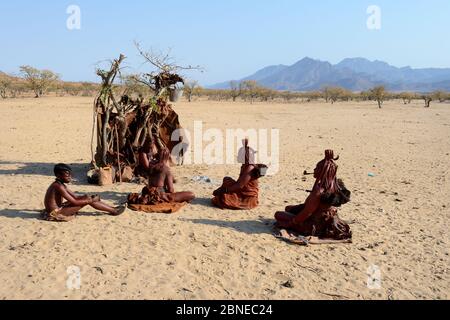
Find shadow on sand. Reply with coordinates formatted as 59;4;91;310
0;209;43;220
183;218;274;236
0;161;92;182
94;191;129;204
190;197;215;208
0;209;115;221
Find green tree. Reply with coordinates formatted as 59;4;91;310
241;80;261;104
183;80;198;102
432;90;447;103
120;75;148;98
229;81;243;102
20;66;60;98
358;91;371;101
10;81;27;98
322;86;331;103
340;89;353;102
399;92;414;104
327;87;345;104
0;75;12;99
370;86;387;108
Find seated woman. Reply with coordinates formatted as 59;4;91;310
128;148;195;206
274;150;352;240
212;139;268;210
135;139;160;178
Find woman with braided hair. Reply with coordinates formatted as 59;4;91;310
274;150;352;240
212;139;268;210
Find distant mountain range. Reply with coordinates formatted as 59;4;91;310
210;57;450;92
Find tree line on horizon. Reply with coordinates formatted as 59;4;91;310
183;81;449;108
1;66;449;108
0;66;99;99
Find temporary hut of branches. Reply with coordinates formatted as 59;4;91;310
89;51;188;185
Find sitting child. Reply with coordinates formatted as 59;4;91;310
43;164;125;222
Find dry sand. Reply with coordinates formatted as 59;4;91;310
0;97;449;300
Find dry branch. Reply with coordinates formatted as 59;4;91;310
89;52;186;185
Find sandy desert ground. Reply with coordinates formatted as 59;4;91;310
0;97;449;300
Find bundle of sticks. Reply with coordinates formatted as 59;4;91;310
89;54;184;184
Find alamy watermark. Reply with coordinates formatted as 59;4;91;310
66;5;81;30
170;121;280;175
66;266;81;290
367;5;382;30
367;264;382;290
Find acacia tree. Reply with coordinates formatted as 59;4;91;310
280;91;295;103
328;87;344;104
322;86;331;103
305;91;322;102
370;86;387;108
80;82;98;97
432;90;447;103
258;88;277;102
359;91;371;101
41;70;60;96
10;81;26;98
241;80;261;104
340;89;353;102
183;80;198;102
120;74;149;98
400;92;414;104
229;81;243;102
422;94;432;108
0;75;11;99
20;66;59;98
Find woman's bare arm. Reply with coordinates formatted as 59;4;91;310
164;168;175;193
224;166;254;194
139;152;151;170
56;184;93;207
292;190;321;225
139;152;165;172
65;188;88;200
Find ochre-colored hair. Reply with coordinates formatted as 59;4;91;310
315;150;340;194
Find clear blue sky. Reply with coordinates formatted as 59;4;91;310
1;0;449;85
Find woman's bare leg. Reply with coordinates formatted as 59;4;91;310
90;201;125;215
275;211;296;229
285;204;304;215
222;177;236;187
168;192;195;203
